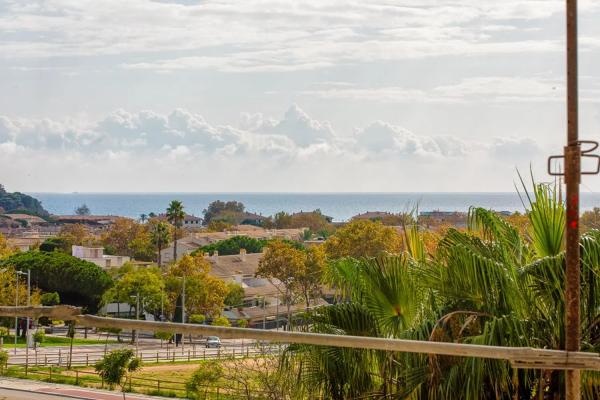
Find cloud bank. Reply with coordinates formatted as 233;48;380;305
0;105;543;192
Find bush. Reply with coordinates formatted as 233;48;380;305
211;316;231;327
33;329;45;344
39;238;69;253
0;350;8;374
186;362;224;396
40;292;60;306
237;319;248;328
189;314;206;324
51;320;64;326
0;327;8;339
154;331;173;341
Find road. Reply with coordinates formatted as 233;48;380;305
0;388;64;399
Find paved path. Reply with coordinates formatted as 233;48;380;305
0;377;172;399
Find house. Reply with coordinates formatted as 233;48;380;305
2;213;47;226
157;213;202;228
72;245;130;269
352;211;395;221
159;237;207;265
54;215;123;226
419;210;467;227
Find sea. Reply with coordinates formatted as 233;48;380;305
29;192;600;222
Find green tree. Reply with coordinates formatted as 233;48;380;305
284;183;600;399
193;236;267;256
203;200;245;225
256;241;306;324
95;349;142;400
112;267;164;317
166;200;185;262
149;220;171;266
40;292;60;306
0;251;111;312
297;245;326;308
0;349;8;374
324;219;402;258
75;204;91;216
224;282;245;307
211;316;231;327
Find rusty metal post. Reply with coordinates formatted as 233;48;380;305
565;0;581;399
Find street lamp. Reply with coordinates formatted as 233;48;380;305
14;270;30;354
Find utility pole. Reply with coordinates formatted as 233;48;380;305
564;0;581;398
14;271;18;354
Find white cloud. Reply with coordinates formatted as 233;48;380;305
0;0;585;73
243;104;335;147
0;104;551;192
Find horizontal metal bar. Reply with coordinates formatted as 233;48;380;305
1;306;598;370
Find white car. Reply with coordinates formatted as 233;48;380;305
205;336;221;348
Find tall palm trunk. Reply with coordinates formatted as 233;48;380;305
173;233;178;262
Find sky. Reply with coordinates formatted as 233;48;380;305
1;0;600;193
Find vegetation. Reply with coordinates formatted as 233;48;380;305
164;255;228;318
324;219;402;258
203;200;245;225
56;224;94;248
0;233;15;259
167;200;185;262
282;183;600;399
0;349;7;374
273;209;334;235
0;184;48;216
95;349;142;399
224;282;245;307
0;265;41;306
149;220;171;265
1;251;112;312
256;240;305;320
210;315;231;327
101;218;154;261
75;204;91;216
194;236;267;256
105;266;164;318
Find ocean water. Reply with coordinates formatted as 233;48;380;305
29;192;600;222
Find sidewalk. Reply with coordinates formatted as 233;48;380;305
0;377;176;400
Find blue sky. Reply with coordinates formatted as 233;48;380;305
1;0;600;192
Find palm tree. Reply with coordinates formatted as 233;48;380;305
139;213;147;224
150;221;171;267
166;200;185;263
283;182;600;399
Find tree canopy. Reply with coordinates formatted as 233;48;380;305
283;184;600;399
0;251;112;312
203;200;245;224
194;235;268;256
324;219;402;258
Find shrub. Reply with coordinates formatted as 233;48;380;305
186;362;224;396
189;314;206;324
0;350;8;374
154;331;173;341
237;319;248;328
211;316;231;327
33;329;45;344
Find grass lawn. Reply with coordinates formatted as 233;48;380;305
0;335;117;348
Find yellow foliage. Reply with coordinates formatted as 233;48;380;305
0;233;16;259
324;220;402;258
0;266;41;306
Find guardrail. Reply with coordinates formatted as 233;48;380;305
7;343;281;367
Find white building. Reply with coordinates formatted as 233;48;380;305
72;245;130;269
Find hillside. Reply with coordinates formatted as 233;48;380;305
0;184;49;216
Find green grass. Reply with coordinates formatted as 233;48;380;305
0;335;117;348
